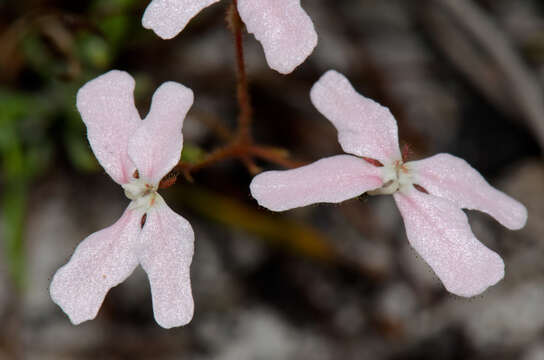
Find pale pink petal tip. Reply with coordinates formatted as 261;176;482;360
128;81;194;184
49;209;140;324
250;155;384;212
76;70;140;184
138;199;195;328
310;70;402;163
410;153;528;230
142;0;221;39
237;0;318;74
394;190;505;297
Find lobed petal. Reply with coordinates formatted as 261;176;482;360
310;70;402;164
409;153;527;230
237;0;317;74
142;0;221;40
128;82;194;185
77;70;141;184
50;208;141;324
250;155;383;212
138;197;195;329
394;189;504;297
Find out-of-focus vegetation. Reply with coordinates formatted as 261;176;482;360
0;0;145;287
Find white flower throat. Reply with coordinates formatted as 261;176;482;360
122;177;160;212
369;160;415;195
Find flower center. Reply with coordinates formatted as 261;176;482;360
368;160;414;195
122;177;159;212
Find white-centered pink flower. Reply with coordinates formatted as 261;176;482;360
141;0;318;74
250;70;528;297
50;70;195;328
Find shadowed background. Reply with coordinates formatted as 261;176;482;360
0;0;543;359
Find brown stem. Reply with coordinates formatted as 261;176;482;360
168;144;305;185
160;0;304;188
175;145;239;175
248;146;307;169
230;0;252;141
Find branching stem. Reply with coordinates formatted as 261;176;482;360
163;0;304;188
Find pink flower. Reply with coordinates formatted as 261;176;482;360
50;70;195;328
141;0;318;74
250;70;528;297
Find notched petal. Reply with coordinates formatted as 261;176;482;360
310;70;402;163
128;81;194;185
137;197;195;328
409;153;528;230
77;70;141;184
237;0;317;74
250;155;384;211
142;0;221;39
49;208;141;324
394;189;504;297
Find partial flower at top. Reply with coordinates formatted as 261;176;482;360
142;0;318;74
50;70;195;329
250;70;528;297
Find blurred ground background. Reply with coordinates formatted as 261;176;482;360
1;0;544;359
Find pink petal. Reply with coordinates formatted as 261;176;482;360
50;208;141;324
394;189;504;297
237;0;317;74
409;153;527;230
128;82;194;185
77;70;141;184
138;198;195;328
250;155;384;211
142;0;220;40
310;70;402;164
